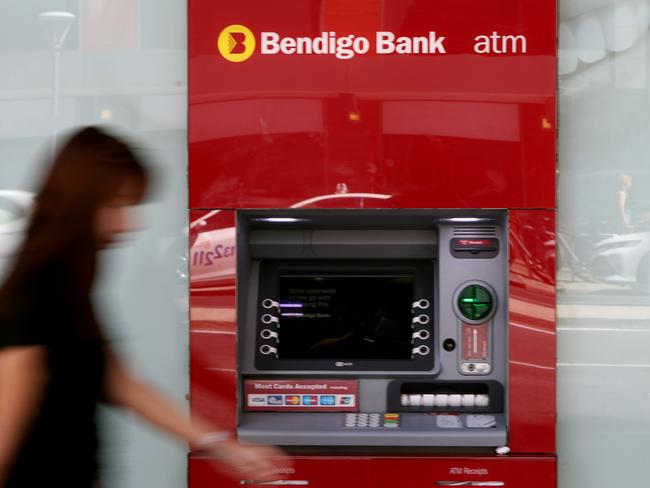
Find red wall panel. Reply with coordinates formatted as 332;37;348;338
190;455;556;488
189;0;557;486
189;210;238;430
189;0;556;210
509;210;557;453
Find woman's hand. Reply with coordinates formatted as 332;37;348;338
207;439;292;482
103;350;292;482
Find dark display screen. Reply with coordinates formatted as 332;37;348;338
277;275;414;360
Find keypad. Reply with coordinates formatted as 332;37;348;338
344;413;400;428
343;412;496;429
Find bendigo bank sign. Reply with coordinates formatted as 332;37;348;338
217;24;528;62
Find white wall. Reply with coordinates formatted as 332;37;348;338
0;1;188;487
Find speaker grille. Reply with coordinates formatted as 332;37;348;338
452;226;497;237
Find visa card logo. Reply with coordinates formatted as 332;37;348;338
248;395;267;405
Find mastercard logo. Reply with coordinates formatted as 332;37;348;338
217;24;255;62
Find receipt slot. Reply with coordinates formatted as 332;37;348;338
189;0;556;486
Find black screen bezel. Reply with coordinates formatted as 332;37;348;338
254;259;435;372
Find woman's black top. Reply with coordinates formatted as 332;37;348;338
0;269;106;488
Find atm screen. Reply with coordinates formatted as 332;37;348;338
277;275;415;360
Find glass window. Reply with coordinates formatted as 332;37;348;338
558;1;650;486
0;1;188;487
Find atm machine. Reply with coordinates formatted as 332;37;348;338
189;1;556;486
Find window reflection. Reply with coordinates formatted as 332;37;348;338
558;1;650;487
0;1;188;488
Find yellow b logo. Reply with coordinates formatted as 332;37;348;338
218;24;255;62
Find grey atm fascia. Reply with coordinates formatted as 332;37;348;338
236;209;509;449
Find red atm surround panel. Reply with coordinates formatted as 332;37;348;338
189;0;556;485
189;210;556;452
190;455;556;488
188;210;556;485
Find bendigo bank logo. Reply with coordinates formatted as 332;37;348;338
216;25;463;63
217;24;255;62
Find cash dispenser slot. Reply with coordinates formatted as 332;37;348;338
387;380;504;413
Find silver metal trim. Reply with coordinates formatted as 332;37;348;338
413;329;430;340
259;345;278;356
260;329;279;341
461;362;492;375
262;298;280;310
412;345;430;356
412;314;430;325
436;482;504;487
412;298;430;309
262;314;279;325
240;481;310;486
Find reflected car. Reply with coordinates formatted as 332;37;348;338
189;192;394;291
590;232;650;288
0;191;34;276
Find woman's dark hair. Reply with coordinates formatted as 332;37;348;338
0;127;148;335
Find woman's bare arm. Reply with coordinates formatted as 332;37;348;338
103;350;289;481
0;347;46;487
